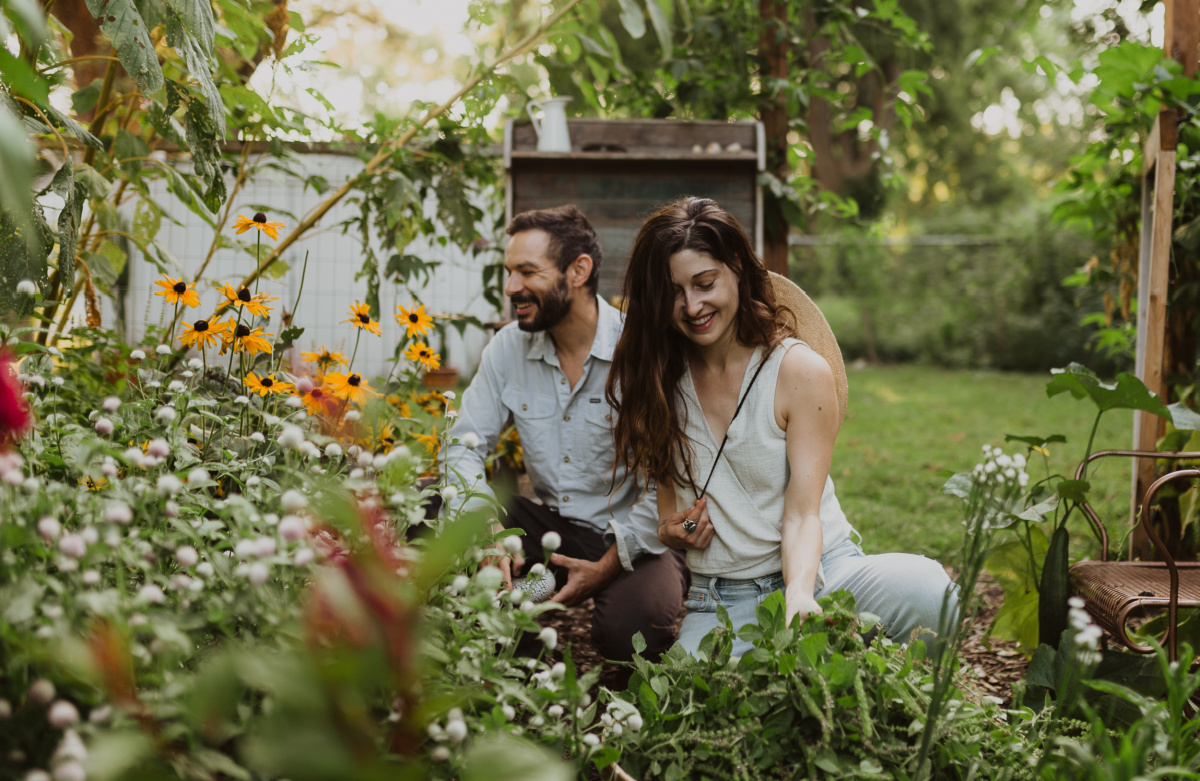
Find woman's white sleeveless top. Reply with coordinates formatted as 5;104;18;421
675;338;854;581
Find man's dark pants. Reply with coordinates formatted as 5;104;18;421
506;497;688;663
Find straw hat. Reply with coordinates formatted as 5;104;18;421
768;271;848;427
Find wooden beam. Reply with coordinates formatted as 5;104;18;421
1165;0;1200;77
1131;117;1177;558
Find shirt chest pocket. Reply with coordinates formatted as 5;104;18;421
501;387;556;425
581;405;616;464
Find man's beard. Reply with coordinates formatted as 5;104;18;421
512;276;572;332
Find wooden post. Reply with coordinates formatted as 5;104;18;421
1130;0;1197;558
758;0;790;276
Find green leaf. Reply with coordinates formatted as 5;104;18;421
39;102;104;149
645;0;672;54
46;160;82;295
275;326;304;350
632;631;647;655
71;82;101;115
73;163;112;200
1005;433;1067;449
1056;479;1089;503
83;730;156;781
163;0;215;53
0;48;49;102
462;735;572;781
1169;402;1200;433
0;206;51;313
84;0;165;96
165;8;226;137
616;0;646;39
0;98;35;243
114;129;150;177
4;0;47;47
1046;363;1171;417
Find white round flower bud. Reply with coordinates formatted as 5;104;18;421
129;350;145;361
281;490;307;512
324;443;342;458
459;432;481;449
502;535;523;556
541;532;561;552
47;701;78;728
344;410;361;422
38;516;61;539
176;545;198;567
155;344;171;356
137;584;165;604
156;474;183;497
294;548;314;566
248;562;269;585
93;418;114;435
538;627;557;651
16;279;37;296
108;502;136;524
188;467;209;485
278;515;307;542
28;679;55;704
475;565;503;590
444;719;468;744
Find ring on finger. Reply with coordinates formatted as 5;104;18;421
682;519;698;533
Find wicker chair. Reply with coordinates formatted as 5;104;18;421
1068;450;1200;662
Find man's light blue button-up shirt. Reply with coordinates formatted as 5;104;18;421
440;296;664;570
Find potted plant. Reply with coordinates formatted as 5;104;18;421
422;320;460;389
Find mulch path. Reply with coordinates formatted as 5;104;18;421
541;569;1029;704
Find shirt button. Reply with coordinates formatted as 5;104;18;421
560;378;567;385
562;496;570;502
605;414;612;422
521;404;527;411
563;456;570;463
563;415;570;422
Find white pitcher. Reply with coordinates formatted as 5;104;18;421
526;97;572;152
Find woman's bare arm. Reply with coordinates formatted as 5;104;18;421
776;344;839;626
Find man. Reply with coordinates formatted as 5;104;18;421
441;204;688;662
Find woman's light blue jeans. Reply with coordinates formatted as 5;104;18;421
676;538;958;657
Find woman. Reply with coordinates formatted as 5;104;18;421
607;197;955;656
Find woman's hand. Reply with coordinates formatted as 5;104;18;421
658;497;715;550
784;582;823;628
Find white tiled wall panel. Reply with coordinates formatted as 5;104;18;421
69;154;501;379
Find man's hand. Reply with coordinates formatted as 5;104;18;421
547;552;619;607
657;497;715;550
784;582;823;628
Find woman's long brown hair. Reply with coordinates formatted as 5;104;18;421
606;197;792;489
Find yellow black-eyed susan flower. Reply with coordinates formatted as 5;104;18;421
233;212;285;241
220;323;273;356
412;426;440;455
218;282;275;318
154;276;201;308
301;346;348;373
325;371;378;406
244;372;295;397
395;302;434;338
343;302;382;337
179;318;227;350
404;341;440;371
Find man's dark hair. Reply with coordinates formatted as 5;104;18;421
506;205;602;294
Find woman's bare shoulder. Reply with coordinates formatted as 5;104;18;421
778;341;834;389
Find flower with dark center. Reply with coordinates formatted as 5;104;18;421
253;212;267;223
349;374;361;386
237;287;252;302
326;371;377;406
153;275;200;308
342;302;382;336
235;324;251;338
233;213;286;241
180;318;226;349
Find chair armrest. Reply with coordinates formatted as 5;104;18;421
1073;450;1200;561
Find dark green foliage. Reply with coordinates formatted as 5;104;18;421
615;592;1032;781
1038;525;1069;650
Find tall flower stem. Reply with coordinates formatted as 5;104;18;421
348;329;363;375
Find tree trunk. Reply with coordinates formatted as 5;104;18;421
758;0;789;276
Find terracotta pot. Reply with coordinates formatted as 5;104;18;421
422;366;460;390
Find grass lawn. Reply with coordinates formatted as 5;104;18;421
834;365;1133;563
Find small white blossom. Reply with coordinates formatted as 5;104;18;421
281;489;307;512
58;534;86;559
28;679;55;704
254;537;276;558
278;515;307;542
196;562;214;578
156;474;183;497
188;358;203;370
541;532;561;552
277;425;305;449
82;570;100;585
582;734;600;746
154;406;176;423
550;662;566;680
47;701;78;728
247;562;269;585
431;747;450;762
548;705;564;718
475;565;503;590
285;395;302;408
235;539;257;559
538;627;558;651
294;548;314;566
38;516;61;539
16;279;37;296
137;584;165;605
324;443;342;458
528;563;546;579
627;713;643;732
130;350;146;361
80;527;98;545
94;418;114;435
344;409;361;422
168;380;185;393
445;719;468;744
148;439;170;459
234;395;249;405
105;502;133;524
176;546;199;567
188;467;209;485
442;391;456;401
450;575;469;594
155;344;171;356
51;376;64;387
501;704;515;720
502;535;523;556
442;485;458;504
459;432;481;449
